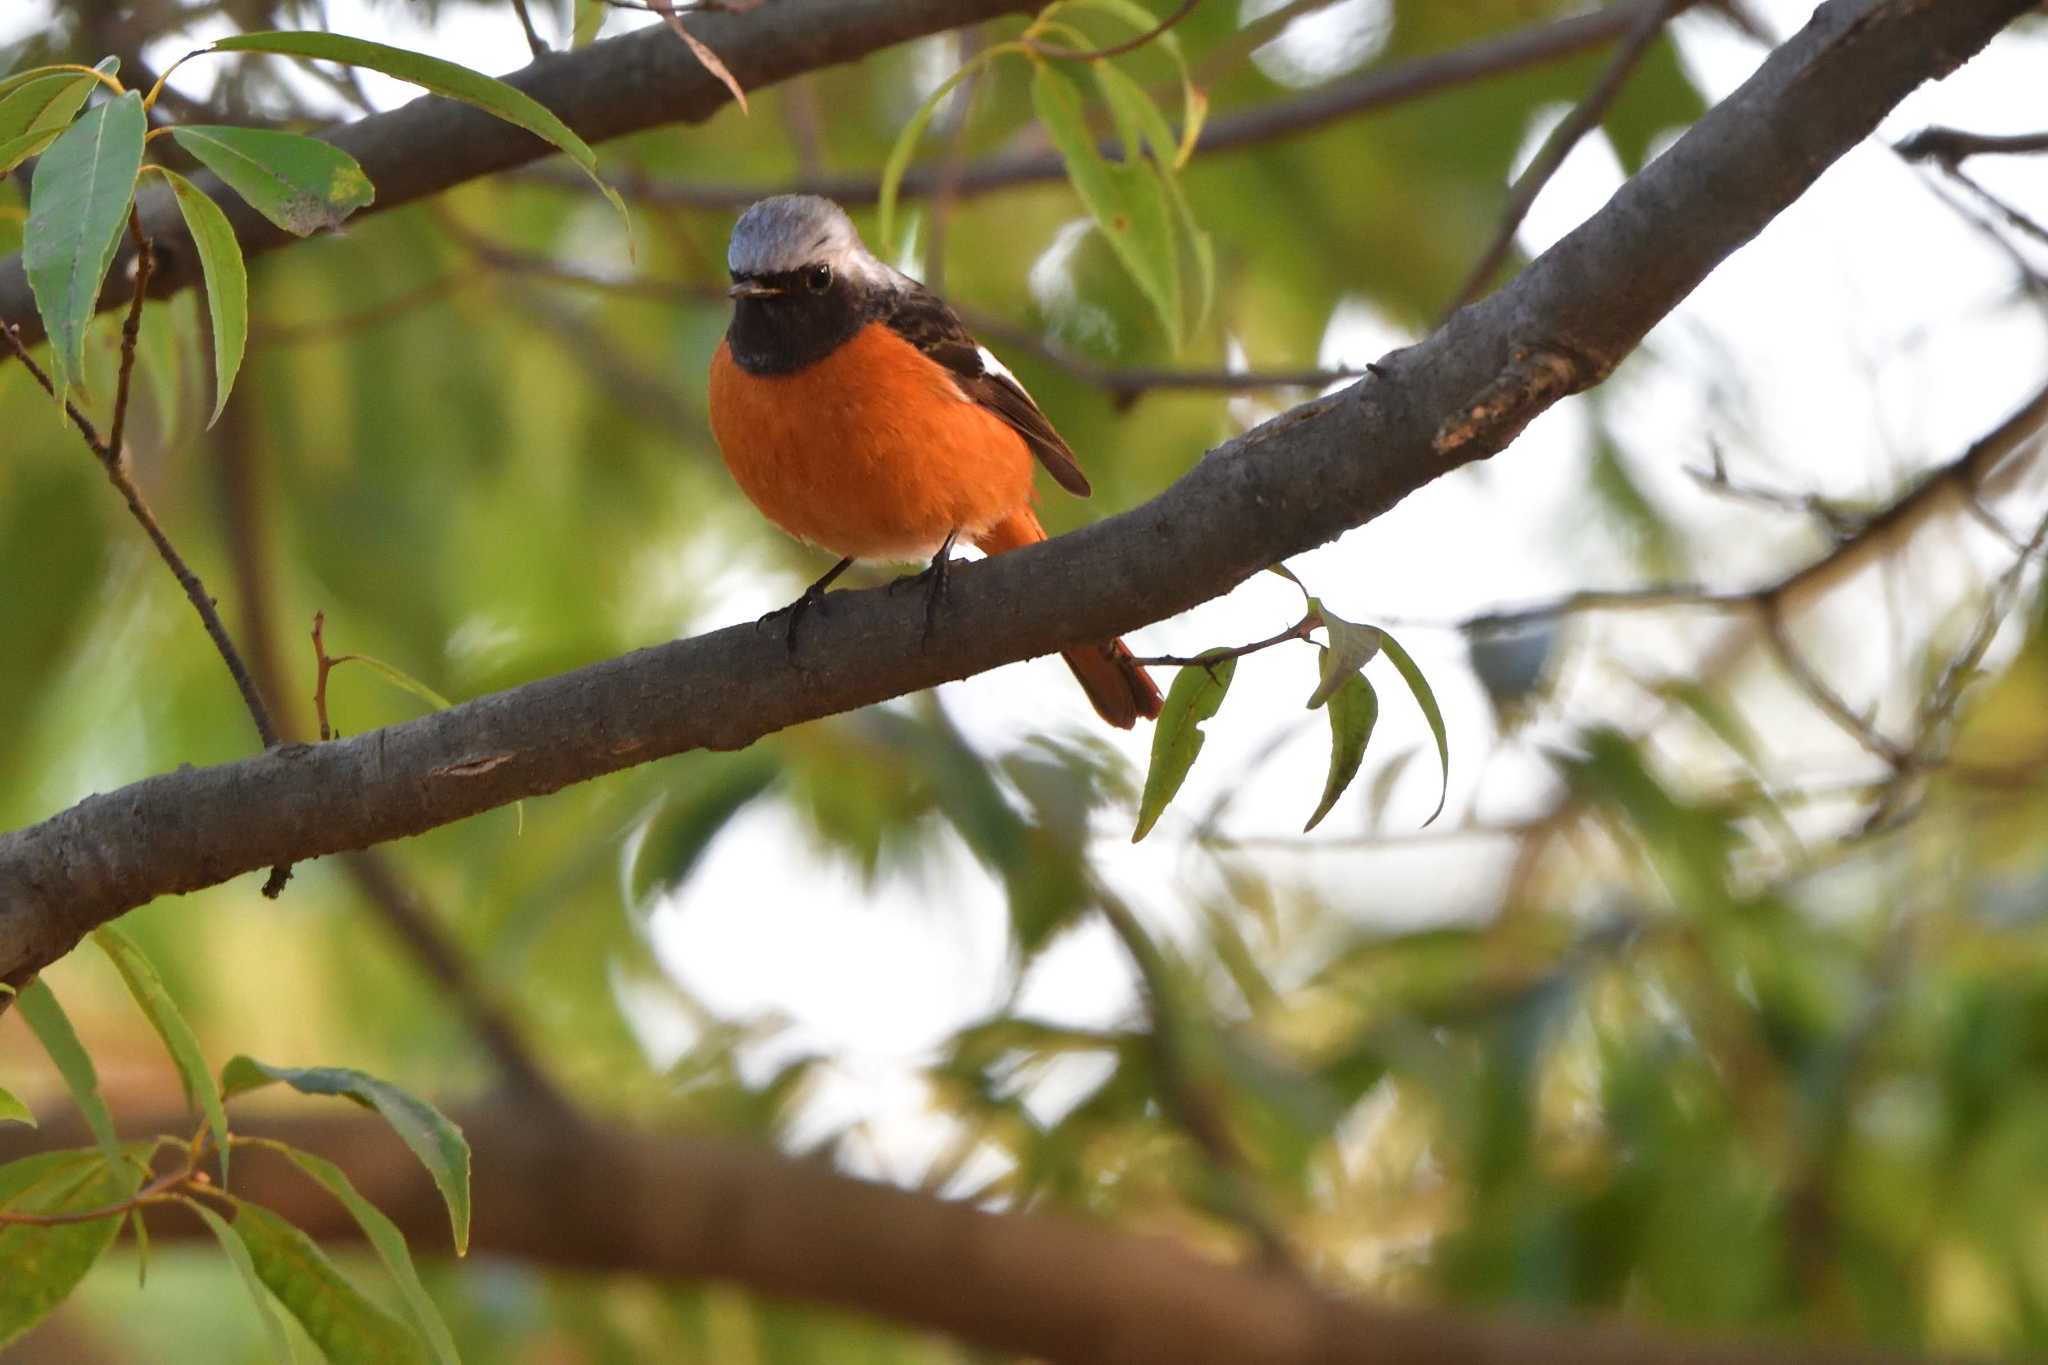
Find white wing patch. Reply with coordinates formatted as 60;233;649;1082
977;344;1021;387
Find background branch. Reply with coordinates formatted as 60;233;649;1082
0;1101;1936;1365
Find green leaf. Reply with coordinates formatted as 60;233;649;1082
232;1201;430;1364
128;1207;149;1287
183;1197;293;1364
0;126;62;178
1133;652;1236;841
209;32;627;237
253;1139;461;1365
167;126;372;238
1306;602;1381;709
0;58;117;104
23;89;145;402
15;979;120;1165
0;1083;31;1127
1090;60;1213;336
1376;630;1449;826
0;73;96;145
222;1058;470;1255
1032;62;1182;345
93;924;231;1184
154;167;247;425
0;1149;139;1351
1305;670;1378;832
330;652;454;713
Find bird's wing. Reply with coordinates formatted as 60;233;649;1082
881;281;1093;498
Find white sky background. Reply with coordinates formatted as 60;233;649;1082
7;1;2047;1180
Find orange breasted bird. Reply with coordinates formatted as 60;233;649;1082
707;195;1163;729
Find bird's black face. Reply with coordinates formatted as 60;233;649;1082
724;260;875;375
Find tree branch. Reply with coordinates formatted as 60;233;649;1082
0;0;1039;347
0;0;2031;993
527;0;1693;212
0;1101;1936;1365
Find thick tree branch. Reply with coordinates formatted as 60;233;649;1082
1;1103;1932;1365
0;0;2030;992
0;0;1036;347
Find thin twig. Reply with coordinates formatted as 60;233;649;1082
1026;0;1201;61
509;0;550;57
1443;0;1689;318
6;223;290;895
1759;599;1903;766
1131;615;1317;668
1896;127;2048;167
2;334;279;754
1932;160;2048;250
0;1123;211;1227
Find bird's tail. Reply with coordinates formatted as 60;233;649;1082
974;509;1163;730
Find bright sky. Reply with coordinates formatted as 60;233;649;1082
6;1;2046;1180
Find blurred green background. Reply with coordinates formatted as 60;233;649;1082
5;0;2048;1359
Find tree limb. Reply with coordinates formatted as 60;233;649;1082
0;1102;1935;1365
0;0;2031;993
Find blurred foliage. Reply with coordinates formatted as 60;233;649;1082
6;0;2048;1361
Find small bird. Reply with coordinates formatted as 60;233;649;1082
707;194;1163;729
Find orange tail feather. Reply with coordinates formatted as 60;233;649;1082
974;510;1163;730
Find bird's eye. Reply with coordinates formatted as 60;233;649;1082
805;264;833;294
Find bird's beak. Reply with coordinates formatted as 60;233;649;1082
728;281;783;300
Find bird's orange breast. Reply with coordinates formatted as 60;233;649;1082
708;322;1038;562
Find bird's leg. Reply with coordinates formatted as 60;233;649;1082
761;556;854;653
887;530;960;646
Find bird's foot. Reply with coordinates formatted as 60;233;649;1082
888;532;959;647
761;557;854;654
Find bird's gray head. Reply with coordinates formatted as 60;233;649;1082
727;194;889;287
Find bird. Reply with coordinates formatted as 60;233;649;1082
706;194;1163;730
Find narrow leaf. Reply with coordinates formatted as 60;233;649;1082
24;90;145;402
15;979;120;1165
167;126;372;237
255;1139;460;1365
155;167;247;424
1376;630;1449;825
0;57;117;109
0;1150;138;1351
1306;602;1381;709
93;925;231;1184
222;1058;470;1255
331;653;454;713
233;1201;430;1364
1305;671;1378;832
877;45;1010;249
649;2;748;113
0;1084;31;1127
210;32;627;236
0;127;62;178
1133;652;1236;841
183;1197;293;1363
128;1206;149;1287
0;73;96;145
